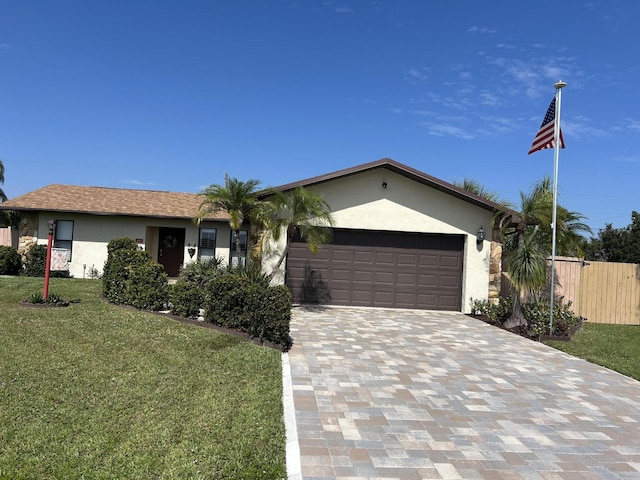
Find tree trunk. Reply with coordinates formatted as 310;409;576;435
267;237;291;281
504;290;526;329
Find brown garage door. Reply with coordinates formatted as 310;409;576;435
286;229;464;310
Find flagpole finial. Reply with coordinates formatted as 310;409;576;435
554;80;567;89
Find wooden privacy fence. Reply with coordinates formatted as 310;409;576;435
0;227;17;247
553;256;640;325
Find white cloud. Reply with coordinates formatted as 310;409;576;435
480;91;500;106
405;67;429;81
562;115;608;138
625;118;640;132
615;155;640;164
120;179;156;186
468;26;496;34
424;123;475;140
334;6;353;13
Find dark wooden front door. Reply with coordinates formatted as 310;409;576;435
158;227;185;277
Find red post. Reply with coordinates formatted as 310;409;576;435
43;220;55;299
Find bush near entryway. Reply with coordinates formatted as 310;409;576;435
204;273;292;350
102;237;169;310
169;258;224;319
0;246;22;275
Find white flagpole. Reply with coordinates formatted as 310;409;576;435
549;80;567;334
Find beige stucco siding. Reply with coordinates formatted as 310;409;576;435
266;167;494;312
35;213;230;278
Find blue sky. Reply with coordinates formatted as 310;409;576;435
1;1;638;233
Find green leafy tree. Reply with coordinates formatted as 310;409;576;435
585;211;640;263
197;177;261;267
263;187;335;281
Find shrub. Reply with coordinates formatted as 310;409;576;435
179;257;224;289
23;244;47;277
204;274;252;329
469;297;512;325
102;237;168;310
107;237;139;256
203;273;292;350
0;246;22;275
169;279;204;319
22;244;71;278
125;261;169;310
246;284;292;348
522;298;582;338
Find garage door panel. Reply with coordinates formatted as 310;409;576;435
440;255;462;269
396;273;417;286
440;275;461;288
397;253;418;266
418;254;438;267
375;251;395;265
375;271;394;284
287;229;463;311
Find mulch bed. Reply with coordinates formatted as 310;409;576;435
469;314;583;342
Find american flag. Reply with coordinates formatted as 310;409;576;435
528;97;565;155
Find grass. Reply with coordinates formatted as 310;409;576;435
545;322;640;381
0;277;286;480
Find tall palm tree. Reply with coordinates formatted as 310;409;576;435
197;177;261;266
452;177;515;237
263;187;334;281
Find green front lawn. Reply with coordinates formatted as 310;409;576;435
545;322;640;381
0;277;286;480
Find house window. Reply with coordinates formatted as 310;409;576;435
54;220;74;261
198;228;217;260
230;230;248;267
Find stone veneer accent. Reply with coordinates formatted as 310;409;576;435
17;213;37;258
488;235;502;305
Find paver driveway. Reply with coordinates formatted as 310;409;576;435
283;306;640;480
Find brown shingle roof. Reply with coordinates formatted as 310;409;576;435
0;184;229;221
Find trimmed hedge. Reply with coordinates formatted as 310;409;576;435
0;246;22;275
246;284;292;347
204;274;252;330
102;238;168;310
204;274;292;350
169;279;204;319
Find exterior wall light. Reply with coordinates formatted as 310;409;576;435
477;226;485;243
382;181;388;189
187;243;196;259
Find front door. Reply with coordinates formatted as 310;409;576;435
158;227;185;277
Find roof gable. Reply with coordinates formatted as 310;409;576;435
0;184;228;221
263;158;507;213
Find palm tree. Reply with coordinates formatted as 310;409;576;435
0;159;7;202
263;187;334;281
452;177;515;237
197;177;261;267
503;177;591;327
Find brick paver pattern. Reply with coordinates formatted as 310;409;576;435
288;307;640;480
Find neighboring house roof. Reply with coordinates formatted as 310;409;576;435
0;184;228;221
263;157;517;216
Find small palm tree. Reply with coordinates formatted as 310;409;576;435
503;177;591;328
197;177;261;266
263;187;334;281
